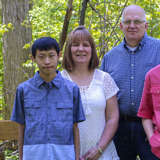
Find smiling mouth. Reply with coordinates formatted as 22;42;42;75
44;66;53;69
128;30;137;33
76;54;86;56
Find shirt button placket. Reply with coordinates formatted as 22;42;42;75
130;52;135;108
131;102;135;106
130;76;134;80
46;83;50;143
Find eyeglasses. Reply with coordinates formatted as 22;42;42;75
122;20;146;25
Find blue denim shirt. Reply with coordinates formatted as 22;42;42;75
101;33;160;117
11;71;85;160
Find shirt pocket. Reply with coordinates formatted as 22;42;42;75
48;121;73;145
151;87;160;110
24;101;43;122
56;103;73;121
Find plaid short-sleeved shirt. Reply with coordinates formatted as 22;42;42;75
11;71;85;160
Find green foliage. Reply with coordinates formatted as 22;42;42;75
29;0;160;59
4;149;18;160
0;0;160;120
0;0;160;157
29;0;68;41
2;0;160;118
0;23;14;36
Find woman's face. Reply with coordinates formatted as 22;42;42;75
71;38;92;66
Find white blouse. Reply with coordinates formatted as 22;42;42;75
61;69;119;160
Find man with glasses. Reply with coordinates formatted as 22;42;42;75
101;5;160;160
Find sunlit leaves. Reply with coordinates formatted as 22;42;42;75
1;0;160;121
23;43;31;49
29;0;67;41
0;23;14;36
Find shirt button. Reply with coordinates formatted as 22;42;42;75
131;76;134;79
131;64;134;67
131;89;134;92
131;102;135;106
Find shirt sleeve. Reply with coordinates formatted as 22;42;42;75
73;85;86;123
10;85;25;125
103;72;119;100
137;73;153;119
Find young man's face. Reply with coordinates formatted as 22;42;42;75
32;49;59;81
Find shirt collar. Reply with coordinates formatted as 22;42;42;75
51;71;62;88
33;70;62;89
122;32;147;51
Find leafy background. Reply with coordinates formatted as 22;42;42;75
0;0;160;158
0;0;160;129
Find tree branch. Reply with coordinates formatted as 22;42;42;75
59;0;73;51
79;0;89;25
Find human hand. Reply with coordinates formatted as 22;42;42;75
80;146;102;160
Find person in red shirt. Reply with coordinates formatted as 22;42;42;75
138;64;160;159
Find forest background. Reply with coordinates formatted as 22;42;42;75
0;0;160;159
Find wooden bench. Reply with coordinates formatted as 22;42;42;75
0;120;18;160
0;120;18;140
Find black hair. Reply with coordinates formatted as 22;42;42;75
32;37;60;58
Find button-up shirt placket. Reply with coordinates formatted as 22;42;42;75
45;82;53;159
46;83;51;143
130;50;136;109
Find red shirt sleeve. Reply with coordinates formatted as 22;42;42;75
137;73;154;119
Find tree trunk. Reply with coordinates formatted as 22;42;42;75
79;0;89;25
59;0;73;51
1;0;34;119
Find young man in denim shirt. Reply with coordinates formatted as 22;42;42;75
11;37;85;160
101;5;160;160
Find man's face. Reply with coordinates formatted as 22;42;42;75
33;49;59;80
120;7;148;46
